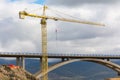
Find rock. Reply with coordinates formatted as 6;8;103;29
0;65;37;80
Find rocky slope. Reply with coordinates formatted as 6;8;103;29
0;65;37;80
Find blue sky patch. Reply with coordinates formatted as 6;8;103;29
8;0;46;5
9;0;16;2
34;0;46;5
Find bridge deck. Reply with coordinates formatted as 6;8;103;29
0;52;120;59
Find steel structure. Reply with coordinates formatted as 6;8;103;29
19;5;105;80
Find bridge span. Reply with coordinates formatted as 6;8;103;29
1;52;120;79
0;52;120;59
34;59;120;79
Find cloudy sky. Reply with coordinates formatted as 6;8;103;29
0;0;120;54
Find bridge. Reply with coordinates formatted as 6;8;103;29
1;52;120;79
1;52;120;59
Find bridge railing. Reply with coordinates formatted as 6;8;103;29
0;52;120;57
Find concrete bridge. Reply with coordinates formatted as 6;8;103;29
1;52;120;79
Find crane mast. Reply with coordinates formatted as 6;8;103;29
19;5;105;80
40;5;48;80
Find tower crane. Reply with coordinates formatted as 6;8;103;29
19;5;105;80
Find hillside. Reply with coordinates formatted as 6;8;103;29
0;65;36;80
48;61;117;80
0;59;119;80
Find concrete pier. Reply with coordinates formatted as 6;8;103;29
16;57;25;69
16;57;20;66
21;57;25;69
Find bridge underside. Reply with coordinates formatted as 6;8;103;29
34;58;120;79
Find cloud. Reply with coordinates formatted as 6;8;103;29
46;0;120;7
0;0;41;52
4;40;36;52
7;0;36;2
0;0;120;54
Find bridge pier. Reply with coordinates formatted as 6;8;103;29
16;57;20;66
40;58;42;69
118;73;120;76
21;57;25;69
16;57;25;69
61;58;69;62
107;59;110;61
62;58;65;62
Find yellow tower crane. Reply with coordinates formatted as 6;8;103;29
19;5;105;80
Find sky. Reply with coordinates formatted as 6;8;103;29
0;0;120;54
